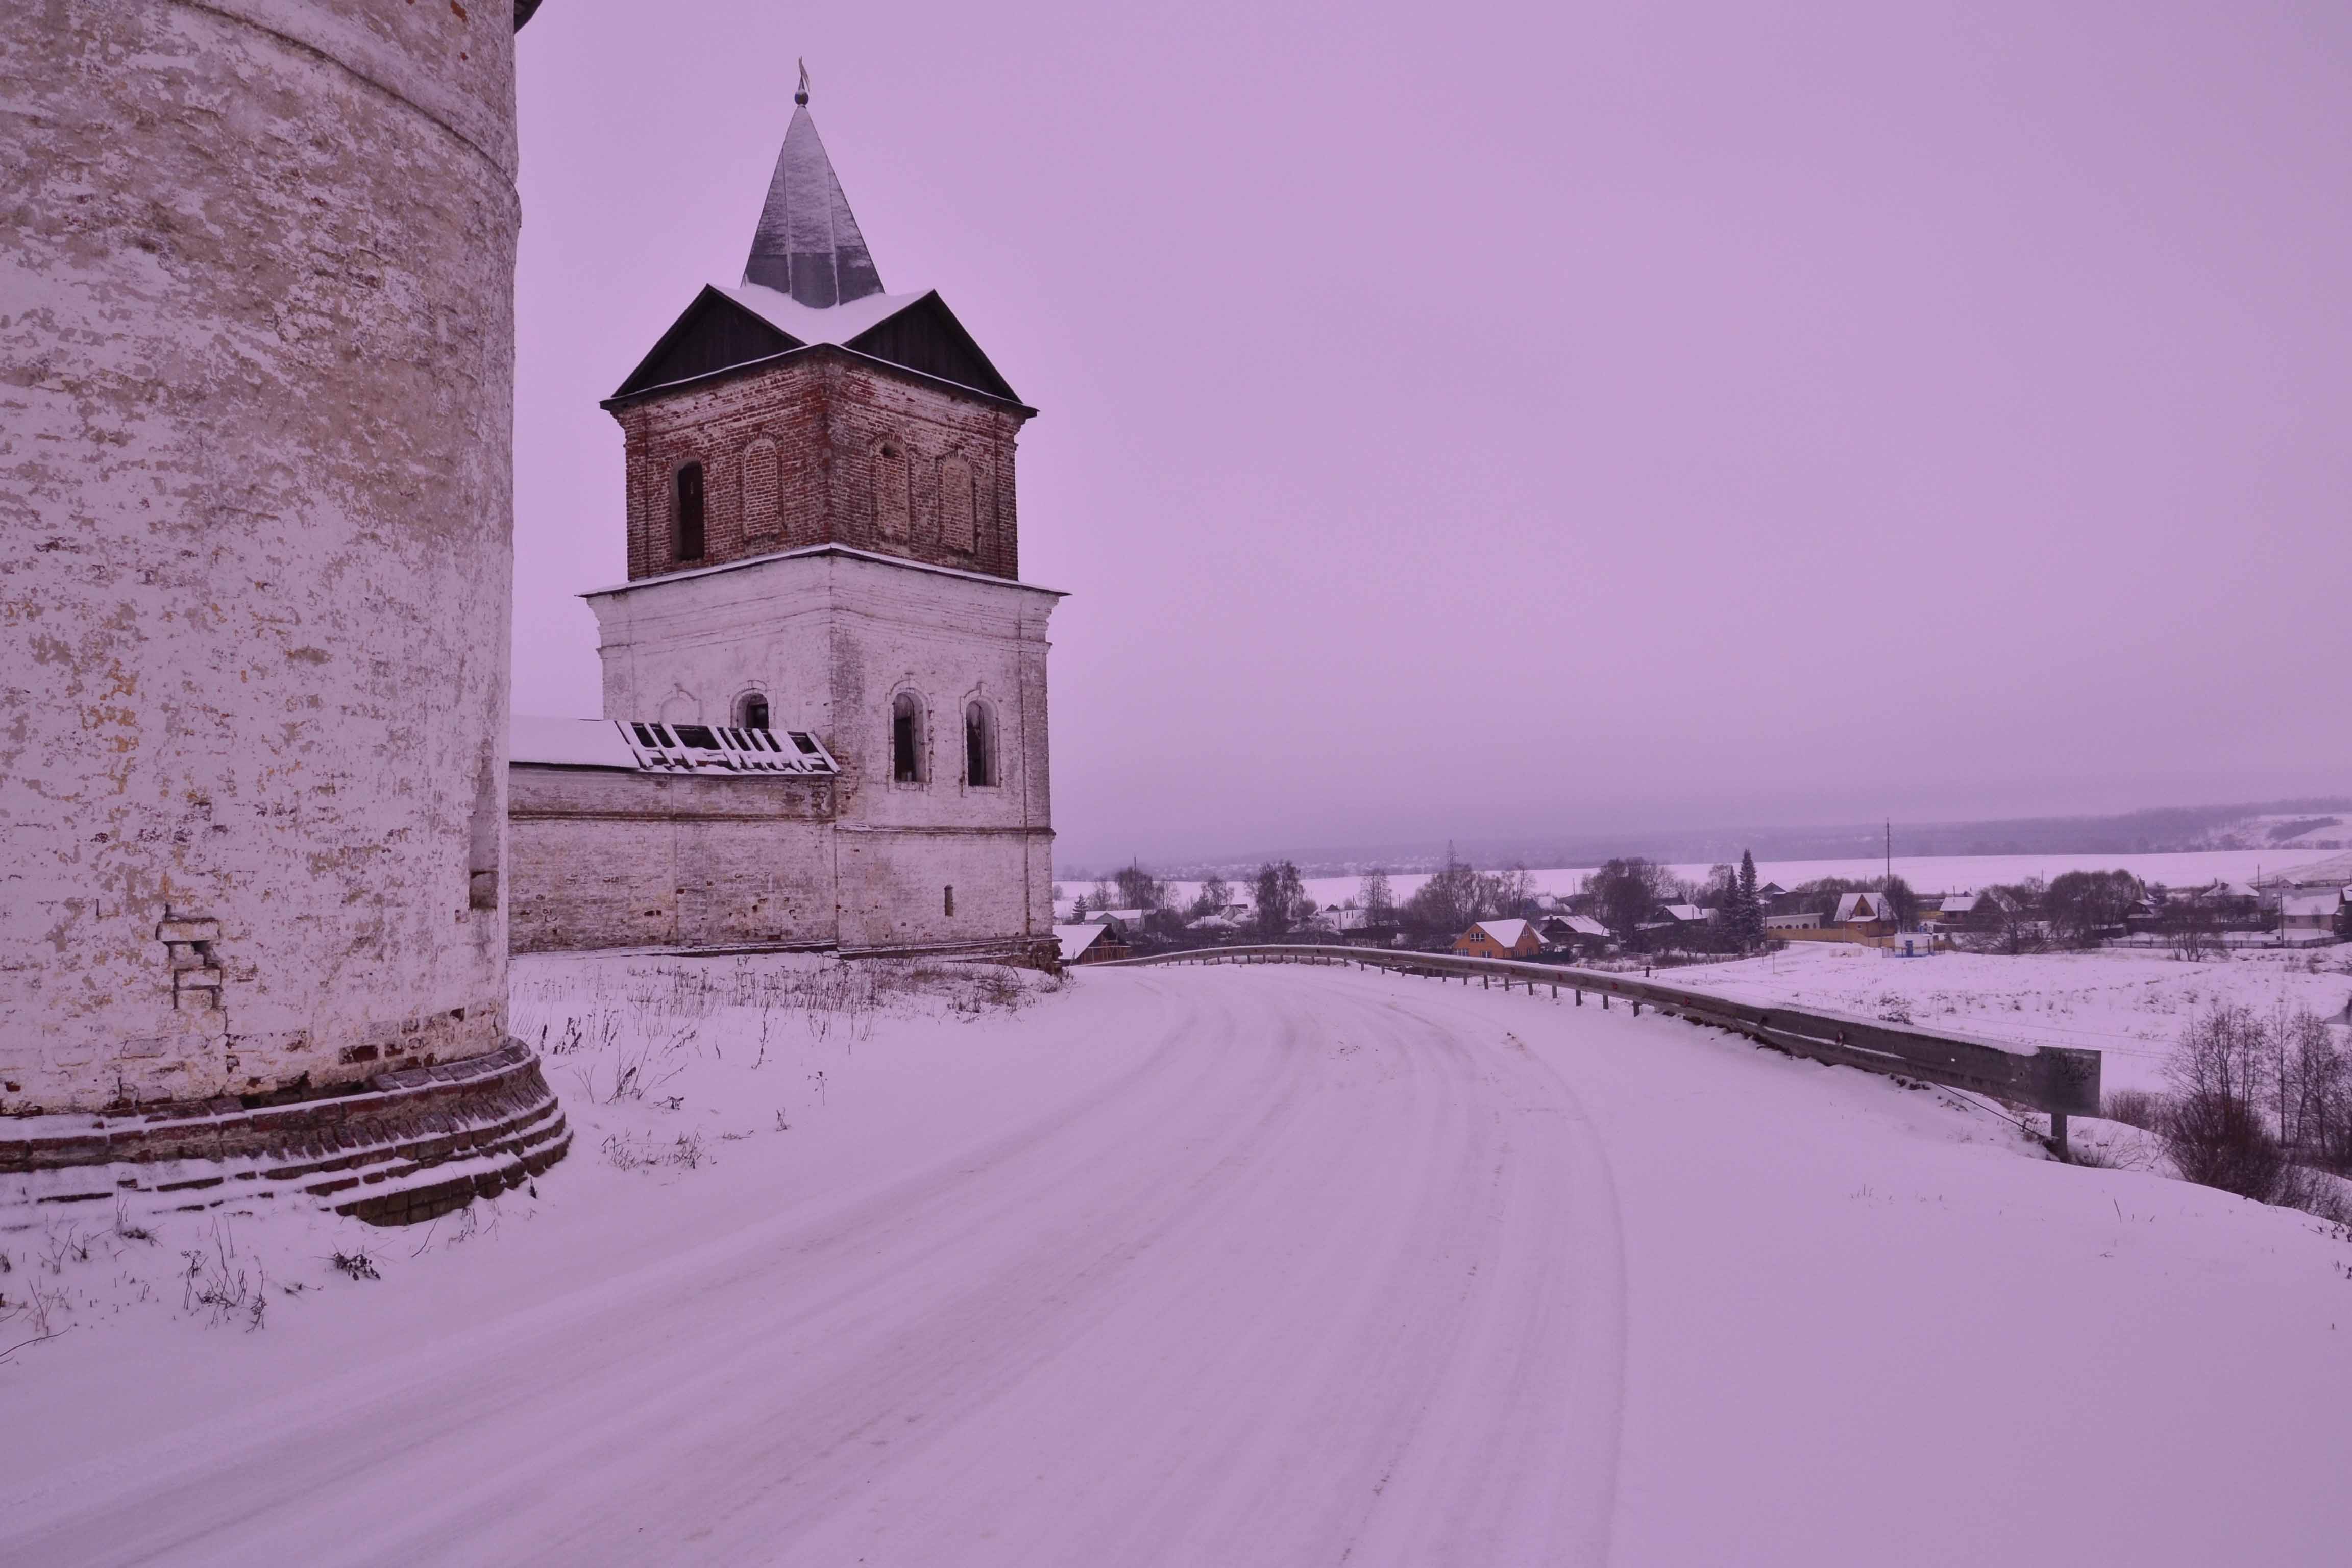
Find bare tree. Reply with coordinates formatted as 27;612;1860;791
1191;873;1233;919
2162;1003;2284;1200
1252;861;1306;938
1588;858;1667;943
1358;868;1395;924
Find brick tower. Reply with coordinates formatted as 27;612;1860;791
576;75;1059;952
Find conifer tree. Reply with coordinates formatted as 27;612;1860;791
1732;850;1766;951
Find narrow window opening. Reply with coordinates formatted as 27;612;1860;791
738;693;770;731
674;462;706;562
964;701;996;788
891;693;923;783
944;885;955;918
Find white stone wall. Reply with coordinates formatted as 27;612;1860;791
508;768;838;954
585;549;1058;946
0;2;521;1111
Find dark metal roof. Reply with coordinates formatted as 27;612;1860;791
604;286;1028;411
745;103;884;308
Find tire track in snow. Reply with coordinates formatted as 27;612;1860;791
0;968;1628;1566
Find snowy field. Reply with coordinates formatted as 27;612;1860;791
5;953;2351;1564
1654;941;2352;1099
1087;848;2313;915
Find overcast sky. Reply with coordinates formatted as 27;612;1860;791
512;2;2350;868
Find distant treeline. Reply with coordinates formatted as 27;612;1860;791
1061;796;2352;884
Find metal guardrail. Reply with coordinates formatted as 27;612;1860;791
1098;945;2103;1153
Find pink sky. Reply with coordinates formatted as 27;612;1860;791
511;2;2351;866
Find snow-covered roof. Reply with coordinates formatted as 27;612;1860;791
718;283;928;348
2281;892;2345;917
1187;914;1240;932
1660;904;1707;923
1834;892;1889;923
1471;919;1533;948
1087;909;1146;924
1054;923;1111;961
509;716;839;777
1939;893;1981;914
1547;914;1609;939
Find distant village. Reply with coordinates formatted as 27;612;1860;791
1054;850;2352;966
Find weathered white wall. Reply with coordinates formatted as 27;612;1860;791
585;549;1058;946
0;1;521;1111
508;768;838;954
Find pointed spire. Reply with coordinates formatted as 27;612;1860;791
744;68;884;309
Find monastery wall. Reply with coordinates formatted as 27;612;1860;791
508;768;837;954
1;0;522;1113
578;550;1057;949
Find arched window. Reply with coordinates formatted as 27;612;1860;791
873;439;911;541
891;692;924;783
673;462;706;562
964;700;996;788
736;693;770;731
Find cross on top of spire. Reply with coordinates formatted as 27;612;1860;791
744;67;883;309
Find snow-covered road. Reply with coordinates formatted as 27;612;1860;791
6;961;2350;1564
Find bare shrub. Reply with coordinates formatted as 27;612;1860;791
2157;1001;2352;1212
601;1130;709;1173
329;1250;380;1282
180;1218;268;1331
2102;1088;2165;1130
2160;1085;2287;1201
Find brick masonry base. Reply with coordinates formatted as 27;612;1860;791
0;1043;571;1229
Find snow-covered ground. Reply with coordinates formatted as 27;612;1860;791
1654;941;2352;1099
1076;848;2323;917
5;953;2350;1564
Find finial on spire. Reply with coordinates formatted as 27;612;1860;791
795;58;810;107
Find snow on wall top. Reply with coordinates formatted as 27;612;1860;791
745;103;884;308
510;716;639;769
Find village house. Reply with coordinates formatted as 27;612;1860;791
1454;919;1545;960
1833;891;1899;937
1055;923;1131;965
2279;891;2347;939
1538;914;1612;958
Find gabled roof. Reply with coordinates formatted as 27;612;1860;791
609;90;1025;411
1834;892;1890;923
1544;914;1610;939
1469;919;1533;948
606;285;1024;408
1055;923;1111;961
